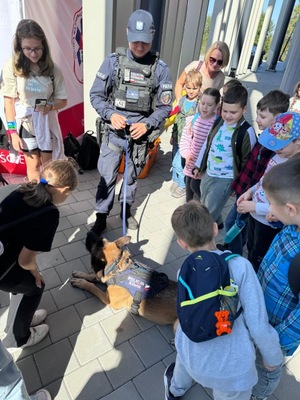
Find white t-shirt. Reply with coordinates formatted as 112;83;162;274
1;58;67;108
206;123;235;178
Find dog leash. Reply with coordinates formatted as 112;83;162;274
122;120;132;236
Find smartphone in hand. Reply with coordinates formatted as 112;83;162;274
34;99;47;111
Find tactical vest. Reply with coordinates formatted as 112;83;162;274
112;47;159;115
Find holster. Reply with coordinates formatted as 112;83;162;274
147;128;161;147
132;139;148;167
96;117;109;147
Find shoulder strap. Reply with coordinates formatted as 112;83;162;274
50;74;55;96
211;115;222;131
236;121;251;161
288;253;300;298
224;253;240;262
196;60;204;71
221;252;243;318
115;47;127;56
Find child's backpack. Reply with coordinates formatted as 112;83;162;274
177;250;242;342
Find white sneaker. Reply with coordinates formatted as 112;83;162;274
30;309;47;327
33;389;52;400
22;324;49;348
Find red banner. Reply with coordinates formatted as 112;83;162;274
24;0;84;138
0;150;27;175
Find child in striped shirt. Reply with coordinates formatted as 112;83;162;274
179;88;221;201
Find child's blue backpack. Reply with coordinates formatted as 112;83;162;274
177;250;242;342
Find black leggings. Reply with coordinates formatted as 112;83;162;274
185;176;201;202
247;214;281;272
0;263;44;346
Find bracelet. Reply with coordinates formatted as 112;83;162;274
7;121;17;130
48;101;55;110
6;129;18;135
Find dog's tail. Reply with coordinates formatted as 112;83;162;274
85;230;99;253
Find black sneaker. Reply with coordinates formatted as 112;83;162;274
164;363;181;400
216;242;229;251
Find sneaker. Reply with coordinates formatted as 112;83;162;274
30;309;47;327
216;243;229;251
34;389;52;400
126;215;139;230
22;324;49;349
170;182;178;193
164;363;181;399
172;187;186;198
120;204;138;230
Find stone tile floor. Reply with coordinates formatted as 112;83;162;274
0;63;299;399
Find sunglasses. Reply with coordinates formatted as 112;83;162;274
209;56;223;66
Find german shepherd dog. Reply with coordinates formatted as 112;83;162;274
71;234;177;325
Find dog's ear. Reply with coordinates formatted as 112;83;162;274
115;236;131;249
85;231;107;253
91;237;107;273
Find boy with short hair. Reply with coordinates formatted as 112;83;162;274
164;200;283;400
221;90;290;255
194;85;256;228
251;155;300;400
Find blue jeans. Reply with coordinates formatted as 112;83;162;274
225;202;248;255
251;350;283;399
172;149;185;189
0;339;33;399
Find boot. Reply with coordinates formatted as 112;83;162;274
120;203;138;230
91;212;107;235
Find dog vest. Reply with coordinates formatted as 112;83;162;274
105;260;169;315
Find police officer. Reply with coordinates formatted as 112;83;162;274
88;9;173;240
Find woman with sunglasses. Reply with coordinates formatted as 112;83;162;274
1;19;67;182
174;41;230;103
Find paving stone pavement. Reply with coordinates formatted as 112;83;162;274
0;63;299;400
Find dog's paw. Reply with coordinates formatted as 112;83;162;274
72;270;86;279
70;277;90;290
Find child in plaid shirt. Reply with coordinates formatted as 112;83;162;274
251;154;300;400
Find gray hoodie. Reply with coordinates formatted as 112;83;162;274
174;250;283;392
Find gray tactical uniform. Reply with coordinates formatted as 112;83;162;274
90;47;172;214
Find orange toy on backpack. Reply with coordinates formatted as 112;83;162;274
215;310;232;336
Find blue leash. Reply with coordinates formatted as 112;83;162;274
122;120;131;236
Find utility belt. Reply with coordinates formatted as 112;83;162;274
96;117;161;167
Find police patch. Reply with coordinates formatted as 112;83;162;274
136;21;144;31
97;71;107;80
160;91;172;105
162;82;172;90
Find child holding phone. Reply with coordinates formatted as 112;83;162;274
1;19;68;181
